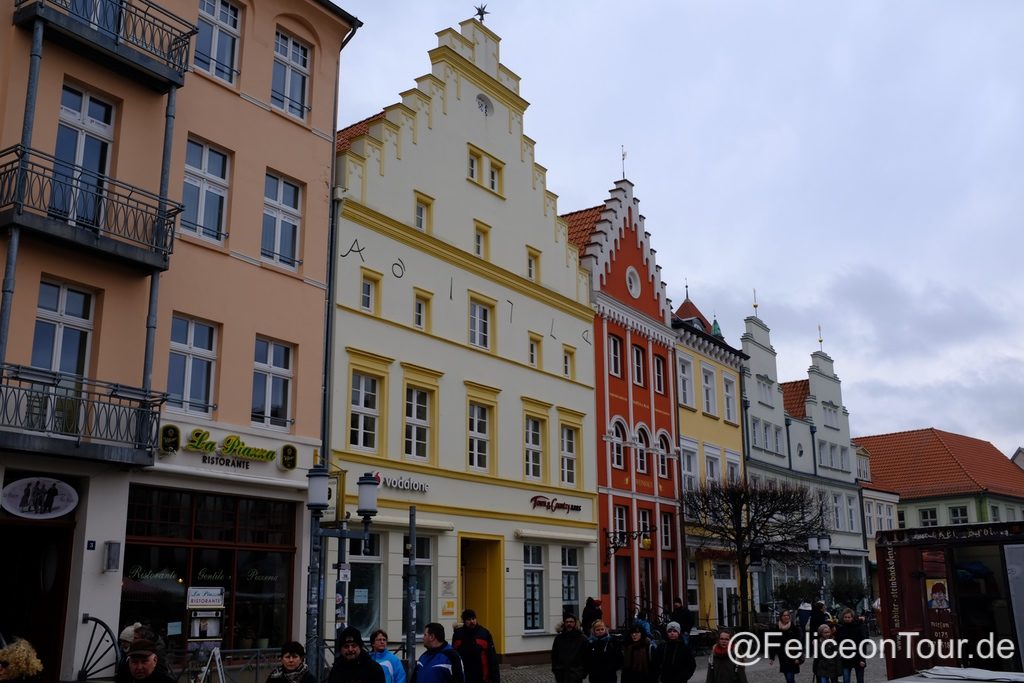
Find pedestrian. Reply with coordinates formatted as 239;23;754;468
581;598;603;636
653;622;695;683
124;641;174;683
621;624;656;683
369;630;407;683
705;631;747;683
586;620;621;683
551;613;589;683
266;641;316;683
413;622;464;683
0;639;43;683
833;609;866;683
768;609;804;683
668;600;694;637
329;626;385;683
808;602;828;639
812;625;839;683
796;603;812;631
452;609;499;683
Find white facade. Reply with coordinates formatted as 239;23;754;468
330;19;597;657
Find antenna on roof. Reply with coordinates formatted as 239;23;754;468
818;324;824;351
474;4;489;22
621;145;627;180
753;287;758;316
684;278;689;299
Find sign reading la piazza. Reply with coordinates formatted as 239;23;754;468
183;428;276;469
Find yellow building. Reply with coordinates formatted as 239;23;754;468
673;297;747;628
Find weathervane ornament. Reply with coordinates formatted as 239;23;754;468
474;4;489;22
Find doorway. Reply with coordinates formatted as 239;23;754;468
713;563;737;628
459;536;503;652
614;555;631;627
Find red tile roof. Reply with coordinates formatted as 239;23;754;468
336;111;386;152
560;206;603;249
674;298;712;333
781;380;809;419
855;428;1024;501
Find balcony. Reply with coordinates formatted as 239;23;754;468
0;146;181;270
13;0;196;91
0;363;165;466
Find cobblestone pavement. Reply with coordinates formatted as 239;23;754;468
501;649;891;683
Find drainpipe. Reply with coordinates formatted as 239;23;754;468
857;486;870;603
810;425;818;476
0;20;44;365
784;417;793;470
739;367;751;470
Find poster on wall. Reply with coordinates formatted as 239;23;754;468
0;477;78;520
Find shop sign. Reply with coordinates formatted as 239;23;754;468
373;471;430;493
187;586;225;608
1;477;78;520
530;495;582;514
182;428;277;469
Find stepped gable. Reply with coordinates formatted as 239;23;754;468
336;111;385;152
781;379;809;419
855;427;1024;501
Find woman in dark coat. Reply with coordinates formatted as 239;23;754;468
767;609;804;683
834;609;866;683
582;598;604;636
621;624;657;683
587;620;622;683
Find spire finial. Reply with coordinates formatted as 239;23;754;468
753;287;758;315
818;324;824;351
621;145;627;180
474;4;489;22
684;278;689;299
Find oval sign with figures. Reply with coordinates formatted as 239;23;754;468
1;477;79;520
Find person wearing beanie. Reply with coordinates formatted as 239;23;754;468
328;627;385;683
551;613;589;683
0;639;43;683
266;641;316;683
452;609;499;683
413;623;464;683
585;620;621;683
653;622;695;683
119;624;143;653
581;598;602;636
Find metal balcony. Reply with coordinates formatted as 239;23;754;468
13;0;196;91
0;145;181;270
0;363;166;466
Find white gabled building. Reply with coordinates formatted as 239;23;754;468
330;18;597;660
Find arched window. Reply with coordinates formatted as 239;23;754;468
611;422;626;468
636;429;650;474
658;435;672;478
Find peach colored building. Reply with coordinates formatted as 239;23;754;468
0;0;358;679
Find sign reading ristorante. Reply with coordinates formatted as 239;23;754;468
184;428;276;469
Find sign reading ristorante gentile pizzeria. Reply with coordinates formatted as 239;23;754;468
183;428;277;469
530;495;583;514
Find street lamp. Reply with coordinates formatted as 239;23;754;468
305;468;378;681
808;533;831;604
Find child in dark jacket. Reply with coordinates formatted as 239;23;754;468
812;624;840;683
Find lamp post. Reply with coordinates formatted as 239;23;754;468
305;468;378;682
808;533;831;604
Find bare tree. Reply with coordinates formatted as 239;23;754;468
681;480;829;629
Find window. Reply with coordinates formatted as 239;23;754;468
404;386;430;460
727;457;740;484
360;276;376;313
346;533;382;636
562;346;575;379
632;345;645;386
830;443;839;469
774;426;784;454
561;547;579;619
271;31;309;118
402;536;432;634
473;222;490;258
611;423;626;469
609;335;623;377
251;338;291;428
818;440;828;466
701;365;717;414
991;505;1001;522
182;138;228;240
639;509;652;534
415;201;427;230
262;172;301;268
832;494;843;530
898;510;906;529
168;316;216;414
560;425;577;485
349;371;379;450
468;150;482;181
865;502;874;536
1009;508;1018;522
950;506;968;525
614;506;628;535
413;192;433;232
195;0;239;83
524;416;544;480
469;300;492;350
654;355;665;394
681;446;697;511
857;456;871;481
528;333;542;368
723;375;736;421
660;512;672;550
919;508;938;527
32;282;93;380
678;356;693;406
756;378;773;405
526;248;539;281
468;402;490;469
847;495;858;532
751;418;761;448
488;161;503;193
705;452;719;482
635;430;649;474
52;85;113;228
823;404;839;428
658;436;671;478
414;298;426;329
524;544;543;630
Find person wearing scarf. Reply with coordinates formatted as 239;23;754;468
705;631;747;683
586;620;622;683
266;641;315;683
768;610;804;683
653;622;696;683
621;624;656;683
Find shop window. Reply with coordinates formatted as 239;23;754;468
524;545;543;631
403;536;432;634
346;533;382;637
561;547;579;619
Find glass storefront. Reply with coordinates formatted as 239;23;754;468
120;485;295;650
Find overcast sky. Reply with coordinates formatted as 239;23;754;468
334;1;1024;456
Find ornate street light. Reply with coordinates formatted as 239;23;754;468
808;533;832;603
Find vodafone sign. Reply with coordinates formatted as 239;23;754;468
373;471;430;493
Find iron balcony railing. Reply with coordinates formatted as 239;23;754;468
14;0;196;77
0;363;166;451
0;145;181;258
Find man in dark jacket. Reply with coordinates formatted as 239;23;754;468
329;626;385;683
654;622;696;683
125;641;174;683
452;609;499;683
413;622;465;683
551;613;589;683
